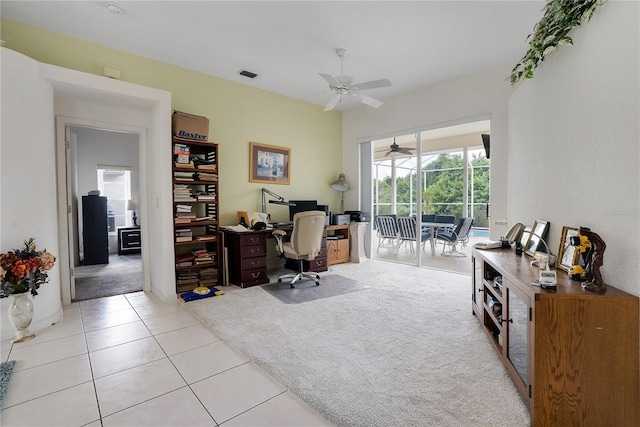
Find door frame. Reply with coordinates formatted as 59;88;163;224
56;116;149;304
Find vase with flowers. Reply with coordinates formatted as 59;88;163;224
0;238;56;343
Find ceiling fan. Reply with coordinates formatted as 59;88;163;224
385;138;415;156
319;48;391;111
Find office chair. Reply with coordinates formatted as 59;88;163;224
272;210;326;288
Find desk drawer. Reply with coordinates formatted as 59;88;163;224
239;256;266;270
240;245;266;258
307;257;327;272
238;233;267;246
239;268;268;284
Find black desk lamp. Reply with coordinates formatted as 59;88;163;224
261;188;295;213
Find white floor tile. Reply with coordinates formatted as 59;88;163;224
94;358;186;416
154;323;221;356
79;294;132;314
125;291;163;307
90;336;166;378
63;303;81;320
82;307;141;332
9;333;87;371
170;341;249;384
142;310;199;335
85;320;151;352
0;381;99;426
18;317;85;346
133;300;186;319
192;362;287;424
2;354;92;408
221;391;331;427
102;386;216;427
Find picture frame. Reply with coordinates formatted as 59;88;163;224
524;219;550;257
557;226;580;273
249;142;290;185
520;227;531;249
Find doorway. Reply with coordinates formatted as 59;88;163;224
61;123;144;301
369;119;491;273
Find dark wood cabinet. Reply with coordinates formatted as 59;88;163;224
118;227;141;255
82;195;109;265
472;247;639;426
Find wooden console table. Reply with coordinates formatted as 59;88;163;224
472;247;639;426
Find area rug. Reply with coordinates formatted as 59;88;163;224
0;360;16;407
262;274;370;304
187;260;529;426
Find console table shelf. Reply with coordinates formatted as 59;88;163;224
472;247;639;426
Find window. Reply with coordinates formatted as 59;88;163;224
97;167;132;232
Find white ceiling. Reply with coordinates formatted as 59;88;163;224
1;1;543;111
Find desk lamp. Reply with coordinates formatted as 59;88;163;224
261;188;295;214
126;199;139;227
330;173;350;214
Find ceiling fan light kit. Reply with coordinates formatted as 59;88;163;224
320;48;391;111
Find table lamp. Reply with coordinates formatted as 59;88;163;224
330;173;350;214
126;199;139;227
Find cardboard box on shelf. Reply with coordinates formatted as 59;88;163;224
172;111;209;141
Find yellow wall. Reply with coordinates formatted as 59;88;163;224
1;18;343;225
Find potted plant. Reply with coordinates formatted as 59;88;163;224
0;238;56;343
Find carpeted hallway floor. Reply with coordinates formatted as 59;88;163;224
74;254;142;301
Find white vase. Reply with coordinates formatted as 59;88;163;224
8;292;35;343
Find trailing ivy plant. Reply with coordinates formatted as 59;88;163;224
509;0;607;85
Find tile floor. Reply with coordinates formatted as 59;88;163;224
0;291;331;426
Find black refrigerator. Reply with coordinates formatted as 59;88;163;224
82;195;109;265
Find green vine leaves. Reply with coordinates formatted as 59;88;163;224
509;0;607;85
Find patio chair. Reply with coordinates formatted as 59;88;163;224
396;216;431;254
375;215;400;252
435;217;475;257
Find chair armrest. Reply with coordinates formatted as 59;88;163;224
272;229;286;255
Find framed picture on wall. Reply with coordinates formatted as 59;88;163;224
249;142;290;185
557;226;580;273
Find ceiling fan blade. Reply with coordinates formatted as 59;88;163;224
351;78;392;91
358;93;383;109
319;73;342;88
398;148;414;155
384;150;393;157
323;94;340;111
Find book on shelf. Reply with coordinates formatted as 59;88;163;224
191;249;208;256
176;236;193;243
175;161;195;169
176;204;193;212
191;215;213;221
195;234;216;241
195;172;218;181
173;143;190;164
174;218;193;224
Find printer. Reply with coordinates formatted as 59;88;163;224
344;210;370;222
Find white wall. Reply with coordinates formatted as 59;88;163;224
508;1;639;296
343;61;514;239
1;48;62;341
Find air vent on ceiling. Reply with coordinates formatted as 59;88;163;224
239;70;258;79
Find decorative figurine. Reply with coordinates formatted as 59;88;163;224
570;227;607;294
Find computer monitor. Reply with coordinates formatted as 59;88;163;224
288;200;319;221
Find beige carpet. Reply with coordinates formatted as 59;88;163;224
187;260;529;426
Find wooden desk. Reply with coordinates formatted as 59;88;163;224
221;227;328;288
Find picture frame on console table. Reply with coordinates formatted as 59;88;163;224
557;226;580;273
524;219;550;256
249;142;290;185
